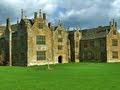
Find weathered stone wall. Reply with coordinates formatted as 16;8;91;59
27;19;53;66
11;20;28;66
80;38;107;62
69;31;75;62
12;33;27;66
1;11;120;66
74;30;81;62
0;38;6;65
69;30;81;62
53;25;69;64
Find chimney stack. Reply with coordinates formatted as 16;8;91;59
113;19;115;26
115;22;117;27
39;9;42;17
34;12;38;19
48;22;52;28
43;13;46;21
6;18;11;30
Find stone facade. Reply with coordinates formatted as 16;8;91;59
0;10;120;66
107;21;120;62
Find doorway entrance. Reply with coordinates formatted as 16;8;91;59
58;56;62;63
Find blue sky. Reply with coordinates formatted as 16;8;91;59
0;0;120;30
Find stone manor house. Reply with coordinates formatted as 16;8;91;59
0;10;120;66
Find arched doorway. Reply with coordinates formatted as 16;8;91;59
58;56;62;63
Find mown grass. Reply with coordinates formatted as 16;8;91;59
0;63;120;90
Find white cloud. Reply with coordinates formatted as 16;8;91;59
0;0;58;23
111;0;120;18
53;0;120;31
0;0;120;31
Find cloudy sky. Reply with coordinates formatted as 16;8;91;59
0;0;120;30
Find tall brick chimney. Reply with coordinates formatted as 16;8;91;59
34;12;38;19
6;18;11;30
115;22;117;27
43;13;46;21
39;9;42;17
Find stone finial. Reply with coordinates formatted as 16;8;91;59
113;19;115;25
21;9;24;19
58;20;61;25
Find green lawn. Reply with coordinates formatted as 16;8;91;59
0;63;120;90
